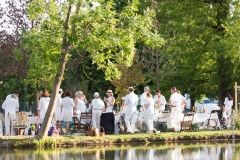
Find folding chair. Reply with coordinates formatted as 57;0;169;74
155;111;169;132
180;112;194;132
78;112;92;133
13;112;29;135
206;110;221;130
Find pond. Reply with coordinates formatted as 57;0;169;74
0;142;239;160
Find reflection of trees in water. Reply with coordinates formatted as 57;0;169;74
0;144;239;160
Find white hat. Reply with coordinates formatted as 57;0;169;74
59;88;63;92
94;92;99;97
128;87;134;91
144;86;150;90
106;90;113;94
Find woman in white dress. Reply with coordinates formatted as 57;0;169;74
154;90;166;122
91;92;105;130
61;90;75;134
74;91;86;120
144;93;155;133
38;90;50;123
224;93;233;118
104;90;115;112
154;90;166;112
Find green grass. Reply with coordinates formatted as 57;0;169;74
1;130;239;148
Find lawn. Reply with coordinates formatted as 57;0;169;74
0;129;239;148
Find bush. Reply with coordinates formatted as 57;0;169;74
231;110;240;130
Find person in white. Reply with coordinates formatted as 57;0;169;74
38;90;50;123
91;92;105;130
154;89;166;120
2;93;19;136
55;89;63;125
223;93;233;118
144;93;155;133
73;91;86;120
104;90;115;112
167;87;185;131
124;87;139;133
6;90;19;100
140;86;150;123
177;90;186;112
61;90;75;134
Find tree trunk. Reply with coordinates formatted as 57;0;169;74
36;5;72;140
156;49;159;90
34;87;39;115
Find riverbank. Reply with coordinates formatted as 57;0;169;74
0;130;239;148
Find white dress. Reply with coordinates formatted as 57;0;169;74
144;98;155;131
75;98;86;121
106;96;114;112
62;97;75;122
224;97;233;118
38;97;50;122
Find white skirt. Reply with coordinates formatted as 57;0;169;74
62;109;73;122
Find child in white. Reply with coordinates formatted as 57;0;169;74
144;93;155;132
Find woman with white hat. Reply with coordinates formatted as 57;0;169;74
91;92;105;130
104;90;115;112
74;91;86;120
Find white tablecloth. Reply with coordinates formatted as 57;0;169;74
203;104;220;113
178;113;219;124
28;116;42;124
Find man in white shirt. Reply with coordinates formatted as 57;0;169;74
55;89;63;129
167;87;185;131
140;86;150;124
2;93;19;136
6;90;19;101
124;87;139;133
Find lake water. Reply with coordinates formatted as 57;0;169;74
0;142;239;160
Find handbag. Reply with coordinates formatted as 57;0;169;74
99;126;105;136
85;126;95;136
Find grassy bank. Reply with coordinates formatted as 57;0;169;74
0;130;239;148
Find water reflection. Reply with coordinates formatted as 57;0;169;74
0;142;239;160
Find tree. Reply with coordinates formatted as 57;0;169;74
111;63;148;103
23;0;159;139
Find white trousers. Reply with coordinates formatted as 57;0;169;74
5;111;16;136
167;107;182;131
92;110;102;130
146;114;154;131
125;111;137;133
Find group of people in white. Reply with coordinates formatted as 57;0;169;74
1;85;234;136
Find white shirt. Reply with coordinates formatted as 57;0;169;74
170;92;183;107
38;97;50;120
6;94;19;102
2;98;19;112
144;98;155;115
76;98;86;112
55;94;62;113
154;95;166;106
62;97;74;110
140;93;147;106
125;92;138;111
106;96;114;107
224;97;233;109
92;98;104;110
